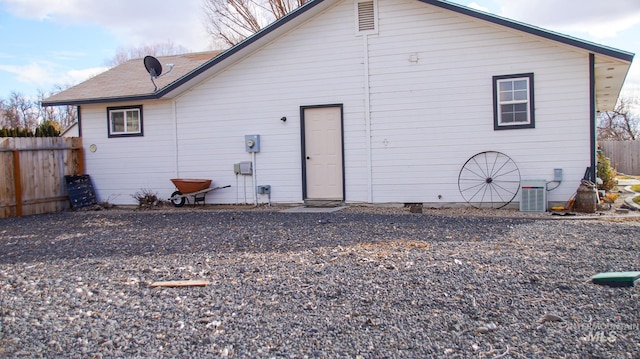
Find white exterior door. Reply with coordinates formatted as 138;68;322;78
303;106;344;200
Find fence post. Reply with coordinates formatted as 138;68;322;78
12;150;22;217
77;146;85;174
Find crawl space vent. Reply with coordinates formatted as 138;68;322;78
358;1;375;31
520;180;547;212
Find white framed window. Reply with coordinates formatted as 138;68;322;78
493;73;535;130
107;105;143;137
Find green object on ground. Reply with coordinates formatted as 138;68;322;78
591;271;640;287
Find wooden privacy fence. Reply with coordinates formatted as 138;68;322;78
0;137;83;218
599;140;640;176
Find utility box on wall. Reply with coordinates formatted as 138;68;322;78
234;161;253;175
245;135;261;152
554;168;563;182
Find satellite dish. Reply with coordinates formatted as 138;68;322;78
144;56;163;78
143;55;174;92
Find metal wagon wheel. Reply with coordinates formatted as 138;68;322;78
458;151;521;209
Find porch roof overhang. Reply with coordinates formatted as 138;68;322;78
593;55;631;112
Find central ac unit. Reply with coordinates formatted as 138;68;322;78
520;180;547;212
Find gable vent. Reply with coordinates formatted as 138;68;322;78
358;1;375;31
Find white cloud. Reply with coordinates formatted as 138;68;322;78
495;0;640;38
0;62;57;87
466;2;490;13
0;61;107;91
49;50;89;61
0;0;212;51
623;63;640;89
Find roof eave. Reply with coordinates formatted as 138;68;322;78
42;93;160;107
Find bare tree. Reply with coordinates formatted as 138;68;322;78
0;99;6;128
1;92;38;130
0;86;79;134
268;0;305;18
37;89;58;123
203;0;306;47
1;97;20;129
106;41;191;67
37;88;77;130
598;95;639;141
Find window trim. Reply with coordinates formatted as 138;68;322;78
107;105;144;138
493;73;535;130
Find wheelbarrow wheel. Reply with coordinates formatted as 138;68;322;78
170;191;186;207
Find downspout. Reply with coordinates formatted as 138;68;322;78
76;106;82;137
589;53;596;182
173;100;179;178
77;106;85;174
363;34;373;203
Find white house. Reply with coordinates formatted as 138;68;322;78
60;122;79;137
43;0;633;209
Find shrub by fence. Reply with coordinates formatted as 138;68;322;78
0;137;83;218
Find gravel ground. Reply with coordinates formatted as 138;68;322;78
1;205;639;358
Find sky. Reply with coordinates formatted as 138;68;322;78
1;0;640;101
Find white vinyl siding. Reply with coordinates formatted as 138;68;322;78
364;0;589;204
174;0;365;205
81;101;176;204
80;0;594;207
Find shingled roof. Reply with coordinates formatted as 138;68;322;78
42;51;220;106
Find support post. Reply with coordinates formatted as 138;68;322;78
589;53;597;183
12;150;22;217
77;147;85;175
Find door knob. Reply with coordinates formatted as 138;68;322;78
306;156;311;159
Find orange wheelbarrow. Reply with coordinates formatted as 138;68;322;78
168;179;230;207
